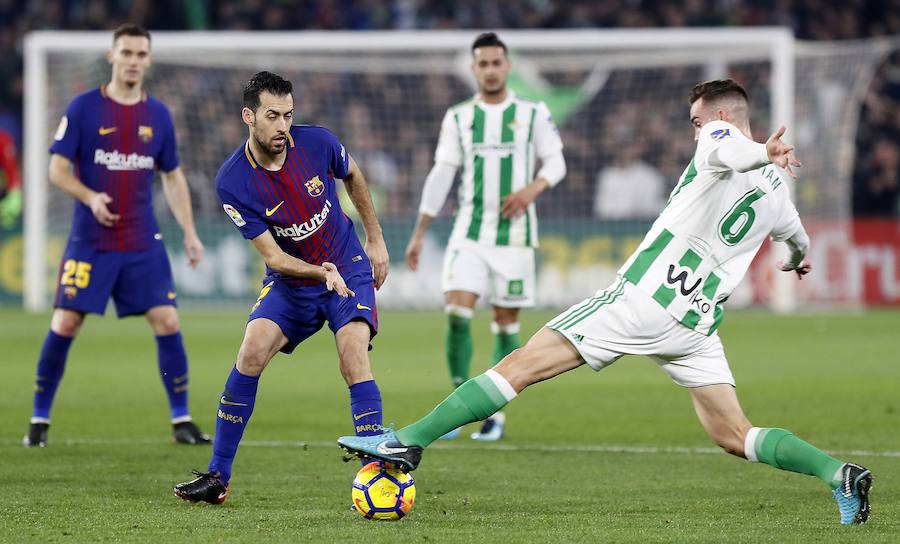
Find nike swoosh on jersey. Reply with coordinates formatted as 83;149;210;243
265;201;285;216
353;410;380;421
98;126;117;135
376;442;409;455
220;396;248;407
356;303;372;311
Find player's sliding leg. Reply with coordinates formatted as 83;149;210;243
440;291;478;440
338;327;584;471
471;306;521;441
174;318;285;504
23;309;84;447
335;321;383;463
146;306;209;445
690;384;873;525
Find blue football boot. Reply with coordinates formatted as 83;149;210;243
338;430;422;473
832;462;873;525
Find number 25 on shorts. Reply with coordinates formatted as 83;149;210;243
60;259;92;288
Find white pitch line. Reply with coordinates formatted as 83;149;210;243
7;437;900;459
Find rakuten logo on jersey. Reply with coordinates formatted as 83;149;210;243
94;149;155;171
273;199;333;241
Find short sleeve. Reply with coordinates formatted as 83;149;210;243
49;98;82;161
326;130;350;179
434;110;463;167
695;120;745;173
157;106;180;172
217;180;267;240
532;101;564;159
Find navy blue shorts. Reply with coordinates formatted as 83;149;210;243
53;240;177;318
248;271;378;354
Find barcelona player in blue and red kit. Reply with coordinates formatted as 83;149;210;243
23;24;210;447
174;71;390;504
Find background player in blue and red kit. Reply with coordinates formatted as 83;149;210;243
23;24;210;447
173;71;390;504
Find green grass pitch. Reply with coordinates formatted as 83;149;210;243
1;308;898;542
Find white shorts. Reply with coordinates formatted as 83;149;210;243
547;276;735;388
442;238;535;308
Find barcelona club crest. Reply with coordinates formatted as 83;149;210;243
138;125;154;143
305;175;324;197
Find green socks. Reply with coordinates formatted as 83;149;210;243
397;370;517;448
445;306;474;387
746;427;845;488
491;321;520;364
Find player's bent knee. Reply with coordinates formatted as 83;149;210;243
50;310;84;337
236;341;272;376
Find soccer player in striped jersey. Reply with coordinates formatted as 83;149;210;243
340;79;873;525
404;32;566;441
23;24;209;448
174;71;389;504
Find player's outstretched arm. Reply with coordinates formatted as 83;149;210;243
765;126;802;178
49;153;120;226
250;231;354;297
161;167;204;268
343;155;389;289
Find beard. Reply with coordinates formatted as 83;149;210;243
253;132;286;156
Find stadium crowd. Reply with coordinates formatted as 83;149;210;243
0;0;898;220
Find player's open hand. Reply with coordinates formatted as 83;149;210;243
778;259;812;280
501;184;540;219
323;262;355;297
405;236;423;272
766;126;802;178
88;191;120;227
365;238;390;290
183;233;205;269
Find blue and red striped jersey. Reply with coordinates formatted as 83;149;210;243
215;125;370;284
50;86;179;251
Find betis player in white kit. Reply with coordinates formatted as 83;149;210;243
404;32;566;441
342;79;873;525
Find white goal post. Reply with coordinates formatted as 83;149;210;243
23;28;796;312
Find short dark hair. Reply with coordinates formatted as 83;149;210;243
242;71;293;112
113;23;151;45
689;79;749;105
472;32;507;55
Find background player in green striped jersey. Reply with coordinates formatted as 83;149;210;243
341;79;873;525
404;32;566;441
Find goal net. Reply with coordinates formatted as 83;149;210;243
21;29;893;311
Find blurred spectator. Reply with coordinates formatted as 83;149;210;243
593;142;666;220
0;127;22;228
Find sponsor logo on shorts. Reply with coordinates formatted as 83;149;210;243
507;279;524;297
356;303;372;311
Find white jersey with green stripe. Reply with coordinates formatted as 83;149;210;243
435;91;563;247
617;120;803;336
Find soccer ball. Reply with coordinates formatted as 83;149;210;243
351;461;416;520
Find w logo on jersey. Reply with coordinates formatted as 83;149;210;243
305;175;324;197
666;264;702;296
